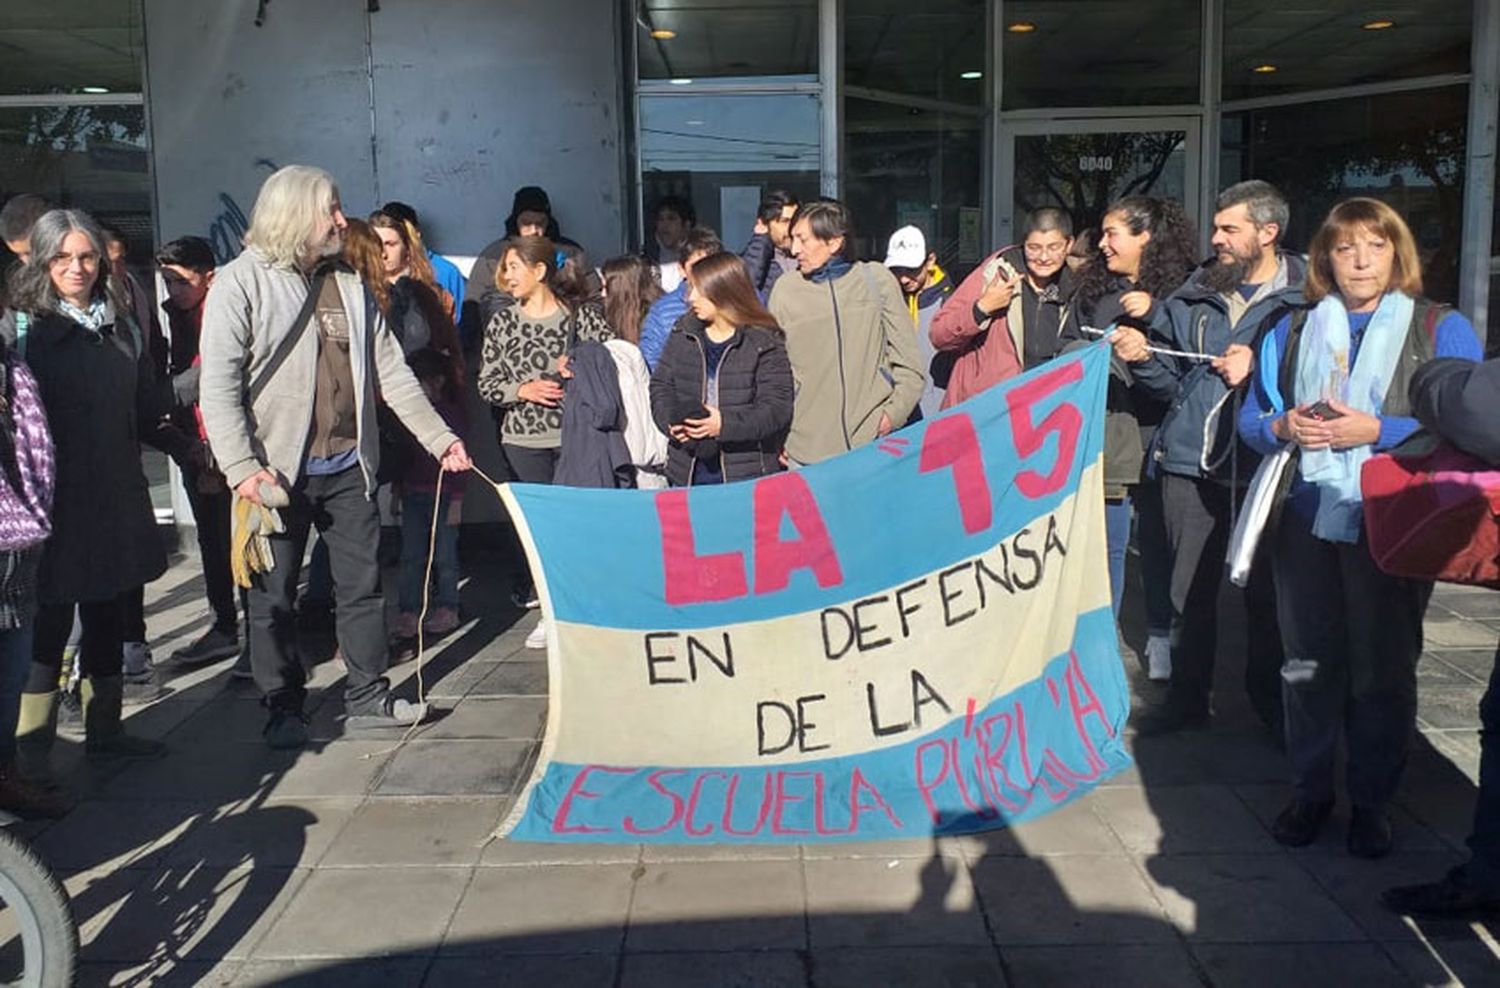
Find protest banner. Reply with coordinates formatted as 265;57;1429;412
496;341;1130;843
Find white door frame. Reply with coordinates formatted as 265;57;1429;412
994;115;1202;247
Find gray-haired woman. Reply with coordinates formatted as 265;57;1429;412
0;208;185;767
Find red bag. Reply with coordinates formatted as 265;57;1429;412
1362;435;1500;588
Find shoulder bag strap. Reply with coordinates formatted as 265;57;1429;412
249;271;327;403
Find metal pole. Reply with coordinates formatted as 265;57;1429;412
1460;0;1498;343
819;0;842;198
1198;0;1223;253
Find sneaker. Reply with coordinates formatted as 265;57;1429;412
171;627;241;667
1272;798;1334;847
121;641;152;678
423;607;460;637
345;695;430;730
1145;635;1172;681
230;646;254;681
1347;806;1394;859
1382;868;1500;919
510;588;540;610
122;660;166;706
391;612;420;640
524;620;548;650
263;707;309;750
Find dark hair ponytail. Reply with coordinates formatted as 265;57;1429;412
499;235;589;311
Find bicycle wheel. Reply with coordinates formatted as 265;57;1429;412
0;827;78;988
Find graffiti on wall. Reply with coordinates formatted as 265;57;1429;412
205;158;278;264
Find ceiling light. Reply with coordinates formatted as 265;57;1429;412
685;119;705;126
1251;63;1278;74
669;77;693;86
1007;22;1036;33
81;86;110;94
960;70;983;80
649;28;676;39
1362;19;1395;30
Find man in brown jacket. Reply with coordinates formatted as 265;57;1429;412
768;200;924;465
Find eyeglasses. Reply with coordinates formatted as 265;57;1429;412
1023;243;1069;258
49;251;101;269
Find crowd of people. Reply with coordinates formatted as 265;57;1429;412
0;166;1496;919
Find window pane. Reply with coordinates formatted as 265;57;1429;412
0;2;144;96
640;92;821;249
845;0;986;106
1014;129;1190;238
1220;86;1467;305
843;97;985;277
1223;2;1470;101
1003;1;1200;109
637;0;817;81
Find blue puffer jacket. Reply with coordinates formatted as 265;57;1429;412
1131;252;1308;482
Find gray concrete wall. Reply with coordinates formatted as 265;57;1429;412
145;0;627;261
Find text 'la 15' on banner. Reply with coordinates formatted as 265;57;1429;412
496;340;1130;844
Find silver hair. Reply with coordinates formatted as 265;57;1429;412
1022;207;1075;239
243;165;340;267
1216;180;1289;237
7;208;112;314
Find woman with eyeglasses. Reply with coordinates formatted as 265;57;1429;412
929;207;1080;407
0;209;186;771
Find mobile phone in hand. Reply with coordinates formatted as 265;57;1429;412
1305;399;1344;420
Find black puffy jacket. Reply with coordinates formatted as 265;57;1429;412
649;321;794;486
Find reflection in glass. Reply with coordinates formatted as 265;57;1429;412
637;0;817;81
1002;1;1200;109
1014;131;1188;239
844;0;986;106
640;92;821;249
1221;86;1467;304
843;98;984;277
0;2;145;95
1222;1;1470;101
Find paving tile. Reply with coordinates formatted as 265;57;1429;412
228;958;429;986
1233;784;1449;855
424;955;618;987
79;959;240;987
252;866;471;959
443;863;635;954
1124;730;1289;787
1191;943;1410;987
166;798;359;868
265;741;401;798
31;800;210;872
1383;939;1500;988
1417;684;1487;731
804;856;989;947
414;697;547;740
62;866;157;938
972;856;1175;945
958;796;1125;858
374;740;535;796
1089;784;1278;855
627;860;806;952
1002;944;1201;988
1422;619;1498;649
320;797;504;866
99;741;284;803
799;836;966;861
1295;850;1474;943
468;662;549;697
640;841;801;863
426;660;504;700
480;836;641;866
619;951;806;987
1416;657;1480;686
810;947;1003;988
1431;588;1500;620
80;865;309;963
1425;648;1498;685
1146;854;1366;943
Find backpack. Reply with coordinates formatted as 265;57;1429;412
0;348;53;551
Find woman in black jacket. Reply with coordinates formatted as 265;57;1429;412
650;251;793;486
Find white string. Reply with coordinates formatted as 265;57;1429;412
1078;324;1217;363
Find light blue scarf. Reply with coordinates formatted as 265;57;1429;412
1294;290;1414;543
55;297;109;332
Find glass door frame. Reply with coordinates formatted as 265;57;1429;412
995;115;1203;249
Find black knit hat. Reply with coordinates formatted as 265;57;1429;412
509;186;552;222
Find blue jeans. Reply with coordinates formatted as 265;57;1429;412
1105;495;1132;619
0;625;34;762
1134;474;1173;637
398;491;460;614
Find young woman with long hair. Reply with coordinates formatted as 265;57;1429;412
599;255;668;488
649;251;793;487
343;219;463;382
601;254;662;346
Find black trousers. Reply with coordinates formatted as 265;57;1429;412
1273;515;1429;808
29;598;124;691
501;444;558;596
248;466;389;713
1161;472;1283;722
183;463;240;632
121;586;147;644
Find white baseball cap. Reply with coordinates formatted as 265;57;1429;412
883;225;928;270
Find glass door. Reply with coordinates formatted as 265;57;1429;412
998;117;1200;249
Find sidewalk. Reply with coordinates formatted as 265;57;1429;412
16;543;1499;987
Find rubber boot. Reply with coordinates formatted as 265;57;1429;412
82;676;165;761
15;690;59;779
